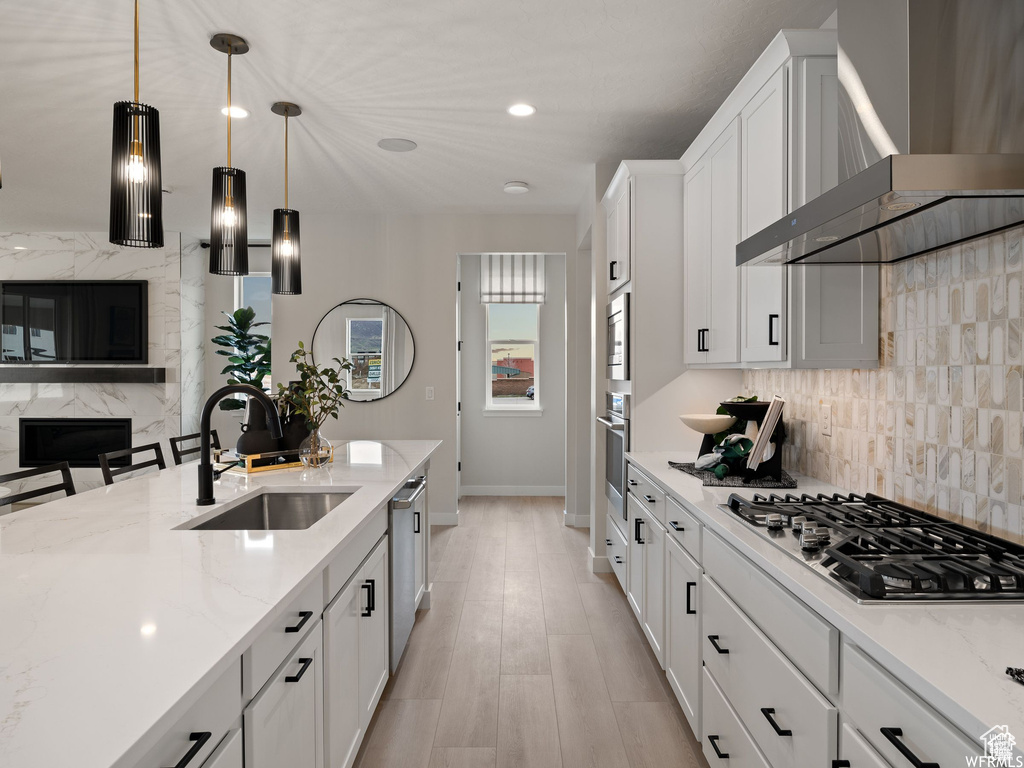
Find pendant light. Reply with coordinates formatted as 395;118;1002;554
109;0;163;248
271;102;302;295
209;34;250;275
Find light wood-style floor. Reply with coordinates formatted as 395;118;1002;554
353;496;709;768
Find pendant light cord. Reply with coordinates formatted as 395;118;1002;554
133;0;140;103
284;114;289;209
226;52;232;167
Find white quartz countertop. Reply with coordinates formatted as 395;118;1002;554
0;439;441;768
627;450;1024;749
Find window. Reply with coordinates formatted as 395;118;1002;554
235;273;272;390
486;303;539;409
347;317;384;399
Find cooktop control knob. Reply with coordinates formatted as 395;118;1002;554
765;513;784;531
792;516;807;533
800;526;822;551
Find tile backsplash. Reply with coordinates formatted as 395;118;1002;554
744;225;1024;541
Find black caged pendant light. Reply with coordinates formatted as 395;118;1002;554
109;0;163;248
270;102;302;295
209;33;250;276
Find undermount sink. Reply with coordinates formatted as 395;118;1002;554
180;491;354;531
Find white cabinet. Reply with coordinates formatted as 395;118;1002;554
740;66;788;363
244;623;324;768
414;500;426;608
324;536;390;768
666;537;701;738
606;178;631;294
203;729;243;768
626;492;666;667
839;724;893;768
683;118;740;365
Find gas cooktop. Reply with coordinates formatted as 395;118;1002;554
721;492;1024;603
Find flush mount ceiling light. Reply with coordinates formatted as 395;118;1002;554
220;105;248;118
270;102;302;295
503;181;530;194
377;138;418;152
209;33;250;276
883;201;920;211
507;103;536;117
109;0;163;248
814;235;840;243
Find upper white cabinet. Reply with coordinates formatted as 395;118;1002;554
684;119;741;365
606;178;631;294
682;29;879;370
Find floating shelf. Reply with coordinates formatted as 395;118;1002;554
0;367;167;384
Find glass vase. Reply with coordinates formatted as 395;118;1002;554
299;428;333;468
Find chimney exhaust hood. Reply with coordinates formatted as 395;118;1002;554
738;0;1024;267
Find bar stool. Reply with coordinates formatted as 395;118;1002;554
169;430;221;466
98;443;167;486
0;462;76;510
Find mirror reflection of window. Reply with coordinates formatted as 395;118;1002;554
347;318;385;398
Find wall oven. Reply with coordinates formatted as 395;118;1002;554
606;293;629;381
597;392;630;523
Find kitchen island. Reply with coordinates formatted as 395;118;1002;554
0;439;440;768
626;450;1024;764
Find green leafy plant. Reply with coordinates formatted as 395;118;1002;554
276;342;354;430
211;307;272;411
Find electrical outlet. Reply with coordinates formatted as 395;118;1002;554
820;403;832;436
425;386;434;401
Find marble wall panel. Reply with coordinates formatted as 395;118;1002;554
745;225;1024;541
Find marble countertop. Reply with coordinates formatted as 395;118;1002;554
0;439;441;768
627;450;1024;749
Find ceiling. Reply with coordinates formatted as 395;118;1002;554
0;0;834;238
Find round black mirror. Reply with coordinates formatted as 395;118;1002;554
310;298;415;401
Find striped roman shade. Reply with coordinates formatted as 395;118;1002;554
479;253;546;303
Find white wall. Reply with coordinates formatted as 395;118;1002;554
226;211;580;523
458;254;566;495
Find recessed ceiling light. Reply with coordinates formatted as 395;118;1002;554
507;103;536;117
378;138;418;152
814;235;839;243
504;181;530;195
140;623;156;637
13;246;26;250
221;105;249;118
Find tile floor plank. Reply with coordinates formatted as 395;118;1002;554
497;675;563;768
355;698;442;768
613;702;706;768
503;569;546;635
428;748;497;768
500;626;551;675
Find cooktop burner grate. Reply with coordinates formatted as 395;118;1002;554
725;492;1024;601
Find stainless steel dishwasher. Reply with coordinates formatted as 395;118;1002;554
389;475;426;673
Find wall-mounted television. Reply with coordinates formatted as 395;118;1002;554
0;281;148;364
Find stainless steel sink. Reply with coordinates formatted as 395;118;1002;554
182;492;353;531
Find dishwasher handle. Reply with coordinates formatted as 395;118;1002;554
392;478;427;509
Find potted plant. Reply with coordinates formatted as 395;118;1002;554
277;342;354;467
211;307;272;410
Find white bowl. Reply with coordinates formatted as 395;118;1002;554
679;413;737;435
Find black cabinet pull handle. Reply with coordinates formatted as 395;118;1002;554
610;261;618;281
634;517;644;544
833;761;852;768
669;520;683;531
628;479;639;486
880;727;938;768
605;538;613;546
708;735;729;759
414;511;421;534
761;708;792;736
686;582;696;615
613;556;623;564
708;634;729;654
164;732;211;768
768;313;780;345
285;657;313;683
285;610;313;634
643;494;656;504
361;581;373;617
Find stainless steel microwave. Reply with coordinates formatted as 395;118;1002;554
606;293;629;381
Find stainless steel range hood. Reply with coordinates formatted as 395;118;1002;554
738;0;1024;266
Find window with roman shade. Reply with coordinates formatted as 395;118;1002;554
479;253;546;304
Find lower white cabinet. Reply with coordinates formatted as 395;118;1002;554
414;502;426;608
627;494;645;621
702;668;771;768
641;512;666;666
324;535;390;768
203;729;243;768
244;622;324;768
839;723;893;768
666;537;701;738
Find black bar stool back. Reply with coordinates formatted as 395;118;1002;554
99;443;167;485
0;462;76;508
169;430;221;466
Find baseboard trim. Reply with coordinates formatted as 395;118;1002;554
589;548;613;573
432;511;459;525
460;485;566;496
563;512;590;528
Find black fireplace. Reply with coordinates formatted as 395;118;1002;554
20;418;132;468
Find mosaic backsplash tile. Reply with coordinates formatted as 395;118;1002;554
744;225;1024;541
